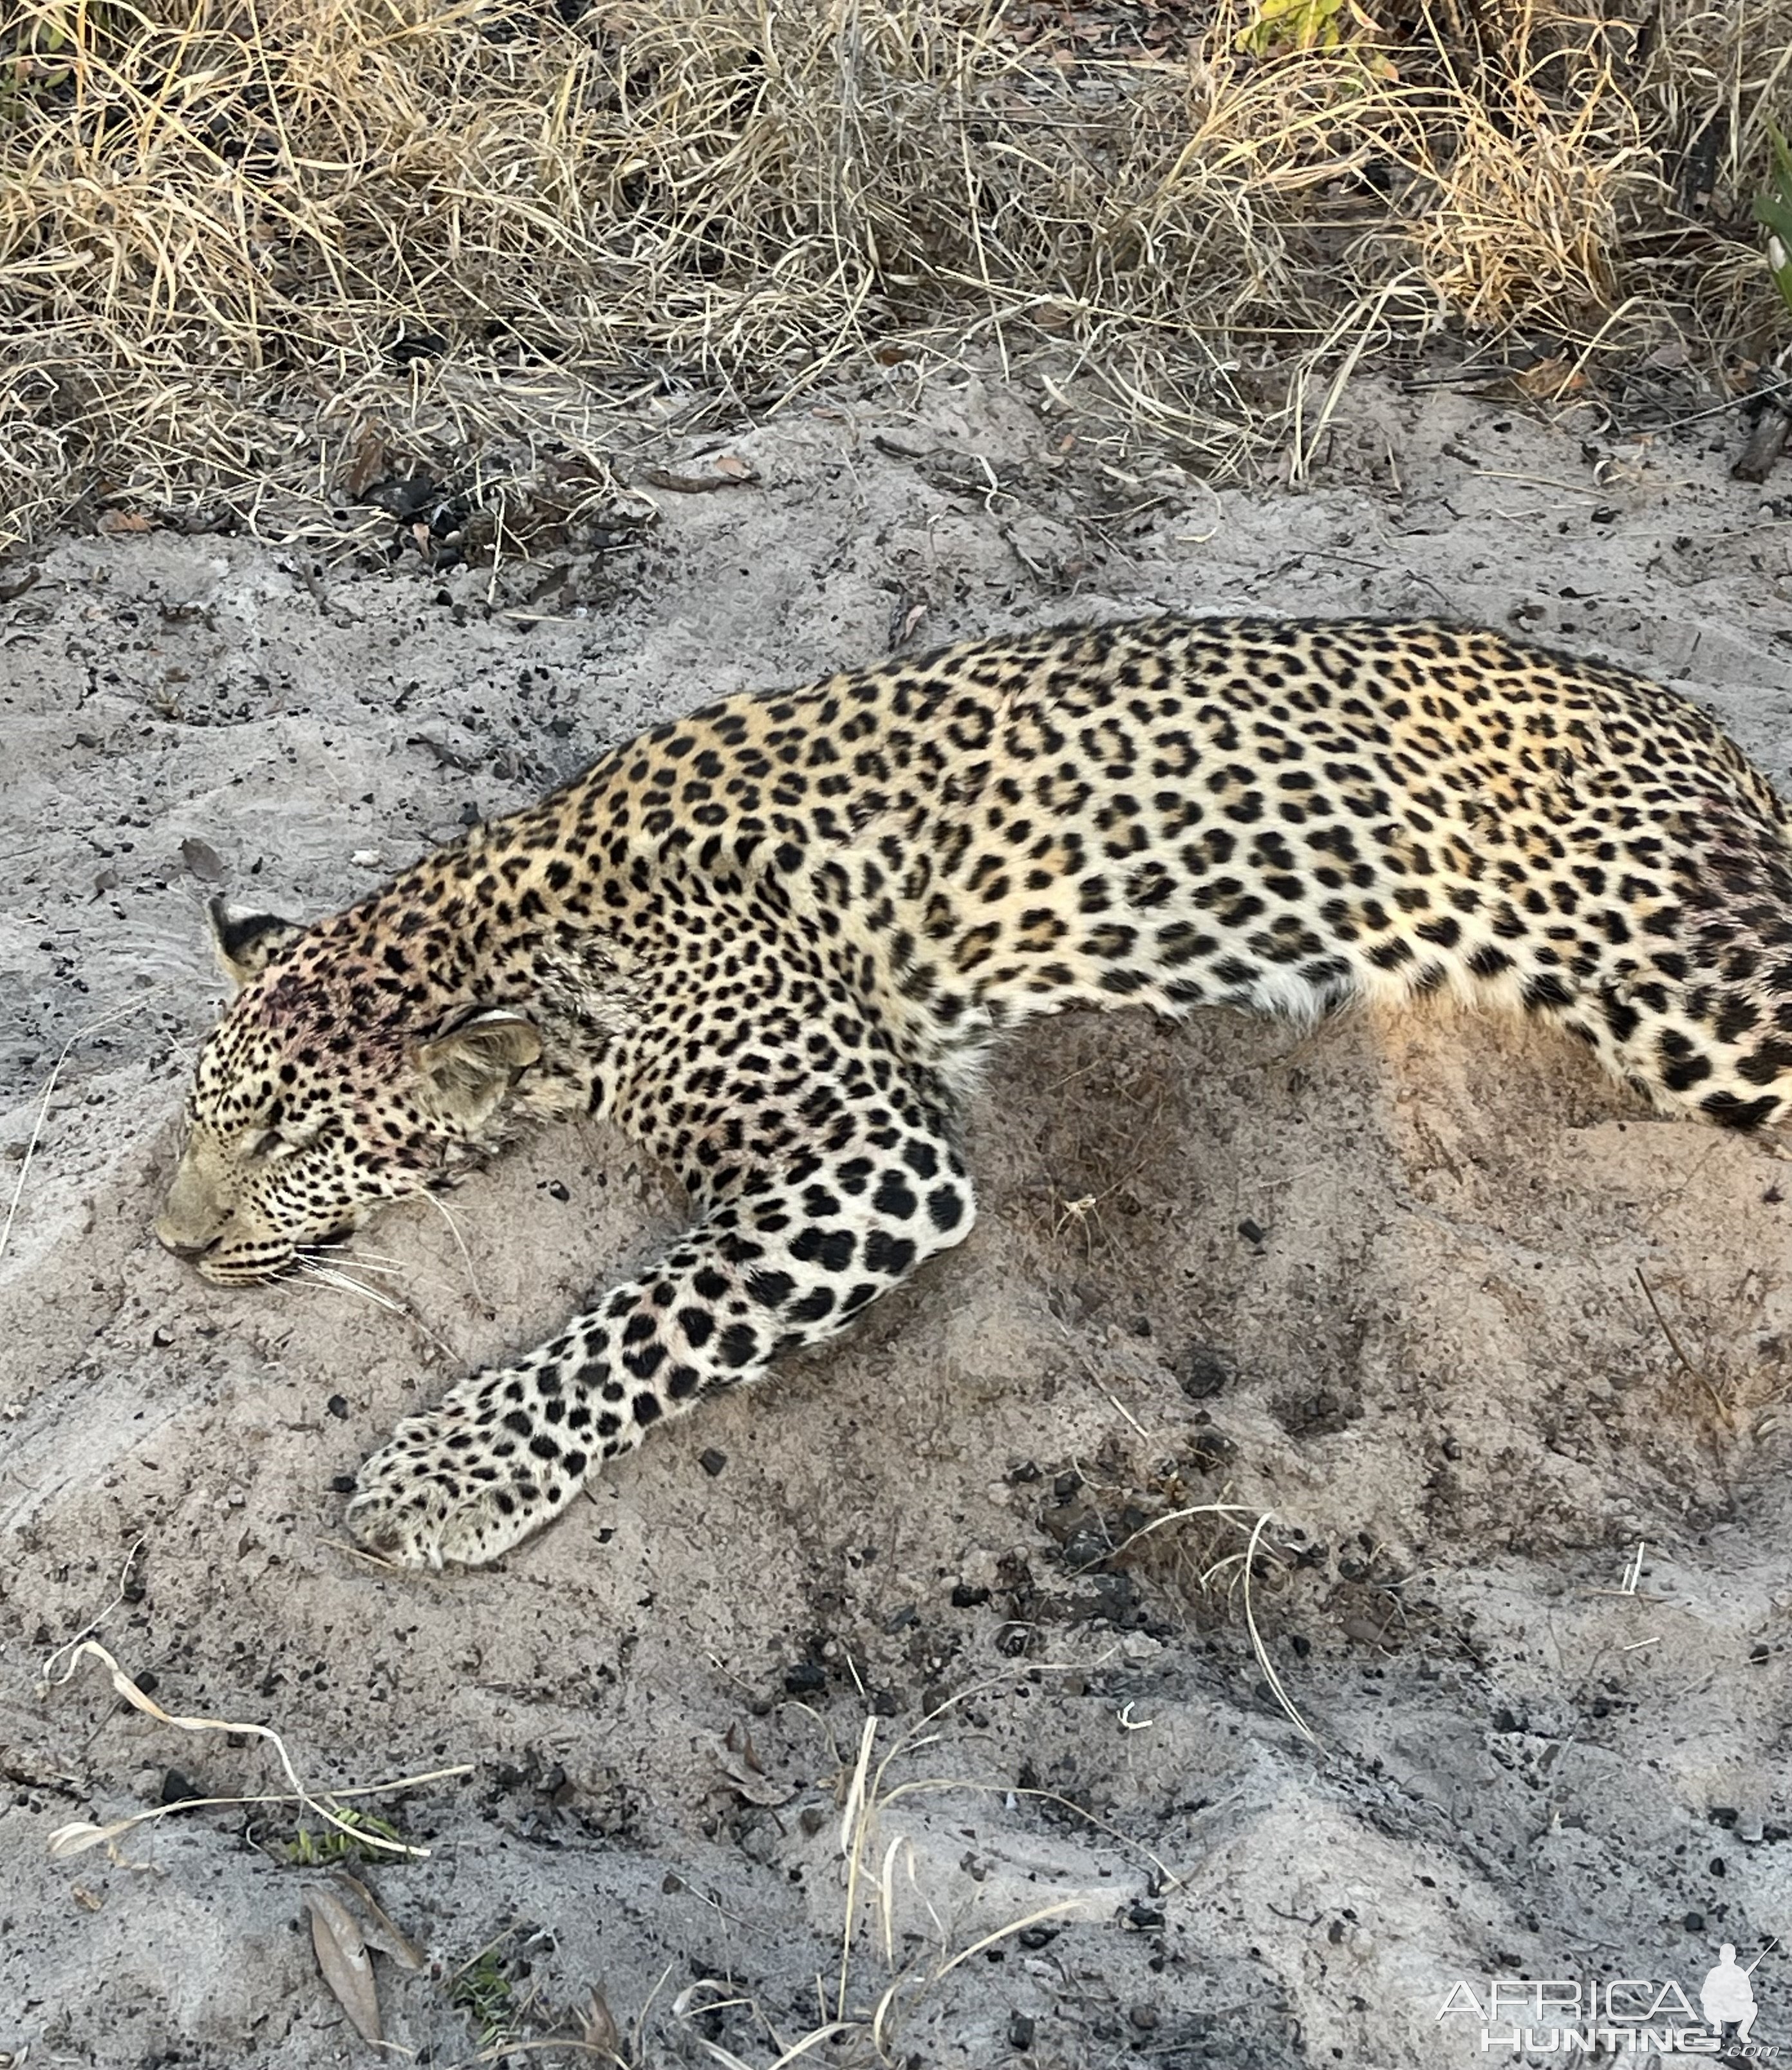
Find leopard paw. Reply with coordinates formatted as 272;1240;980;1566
344;1395;581;1569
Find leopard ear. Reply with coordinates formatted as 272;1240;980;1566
415;1009;543;1126
208;897;304;987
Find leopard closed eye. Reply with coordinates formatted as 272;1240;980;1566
156;615;1792;1569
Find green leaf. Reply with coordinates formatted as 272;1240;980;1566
1753;194;1792;243
1753;117;1792;317
1238;0;1350;57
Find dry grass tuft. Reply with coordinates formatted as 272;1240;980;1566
665;1683;1177;2067
2;0;1787;554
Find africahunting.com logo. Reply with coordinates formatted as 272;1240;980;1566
1439;1943;1780;2055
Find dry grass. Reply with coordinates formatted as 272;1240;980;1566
1;0;1788;555
664;1685;1177;2068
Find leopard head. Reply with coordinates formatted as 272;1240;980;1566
156;899;543;1283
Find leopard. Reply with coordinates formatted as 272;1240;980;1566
154;613;1792;1569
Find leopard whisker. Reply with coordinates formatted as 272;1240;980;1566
293;1260;460;1361
293;1259;407;1316
412;1188;489;1311
298;1248;416;1282
325;1250;469;1303
297;1243;406;1274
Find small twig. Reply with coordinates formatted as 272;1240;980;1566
1;999;153;1263
51;1538;145;1660
1237;1511;1322;1750
1641;377;1792;435
1635;1267;1731;1422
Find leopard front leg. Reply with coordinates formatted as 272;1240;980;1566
346;1124;976;1567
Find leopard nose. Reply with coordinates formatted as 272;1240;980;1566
154;1222;219;1259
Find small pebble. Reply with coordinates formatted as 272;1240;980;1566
1178;1343;1233;1400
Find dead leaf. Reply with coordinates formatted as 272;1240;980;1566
1341;1613;1394;1648
306;1885;383;2043
179;837;227;884
97;510;153;536
580;1986;622;2056
344;429;390;497
48;1822;118;1860
1513;357;1587;400
335;1871;424;1971
641;460;758;493
702;1724;794;1807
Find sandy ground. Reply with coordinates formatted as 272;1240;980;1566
6;364;1792;2068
